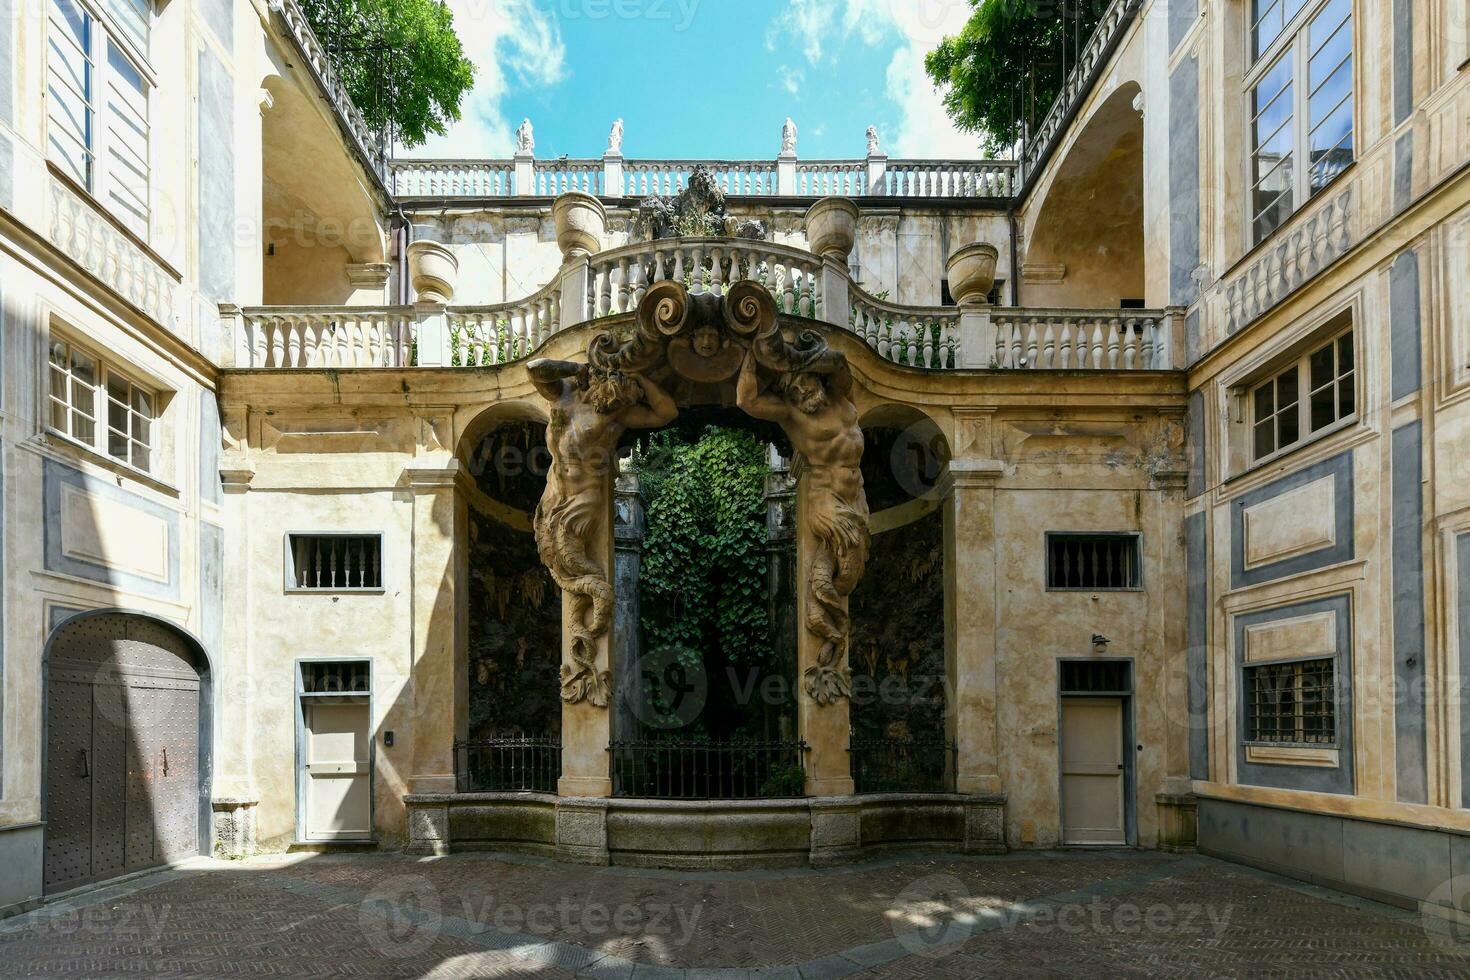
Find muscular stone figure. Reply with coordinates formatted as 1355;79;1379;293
529;358;678;705
736;349;869;704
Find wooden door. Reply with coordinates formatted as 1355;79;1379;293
303;701;372;840
1060;697;1126;845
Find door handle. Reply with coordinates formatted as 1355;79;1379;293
1116;763;1124;771
78;749;90;778
162;746;169;777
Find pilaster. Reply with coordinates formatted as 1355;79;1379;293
795;465;855;796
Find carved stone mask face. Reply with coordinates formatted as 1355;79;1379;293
784;374;826;414
691;326;722;358
586;371;640;414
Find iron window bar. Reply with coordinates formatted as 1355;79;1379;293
455;736;562;793
608;738;809;800
848;737;957;795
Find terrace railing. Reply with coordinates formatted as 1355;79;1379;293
849;737;957;794
228;236;1182;372
609;738;808;800
455;736;561;793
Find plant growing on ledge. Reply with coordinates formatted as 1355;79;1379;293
299;0;474;149
925;0;1104;154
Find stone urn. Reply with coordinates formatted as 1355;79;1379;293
553;191;607;258
804;197;860;260
406;238;458;304
946;242;1000;305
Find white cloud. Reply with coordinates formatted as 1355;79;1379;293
766;0;839;66
399;0;567;158
779;66;805;98
766;0;986;158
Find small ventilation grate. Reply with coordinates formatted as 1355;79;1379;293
1047;533;1141;590
288;535;383;591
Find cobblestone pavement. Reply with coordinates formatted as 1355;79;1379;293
3;850;1470;978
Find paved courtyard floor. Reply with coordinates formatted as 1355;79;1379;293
3;849;1470;978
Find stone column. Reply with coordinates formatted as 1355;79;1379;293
794;462;855;796
559;467;616;797
939;448;1005;796
405;460;466;795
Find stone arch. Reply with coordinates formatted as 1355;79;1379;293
1022;81;1146;307
42;609;215;893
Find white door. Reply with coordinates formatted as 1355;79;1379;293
1060;697;1126;845
303;701;372;841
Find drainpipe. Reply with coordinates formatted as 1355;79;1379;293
394;209;411;305
1007;203;1020;307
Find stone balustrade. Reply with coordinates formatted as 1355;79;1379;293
1019;0;1143;185
392;156;1016;200
232;238;1180;373
991;308;1175;371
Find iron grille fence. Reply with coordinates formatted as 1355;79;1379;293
849;738;957;794
609;739;808;800
455;736;561;793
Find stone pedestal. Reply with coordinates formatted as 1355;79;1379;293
963;794;1008;854
940;453;1006;796
405;797;450;856
809;798;862;867
1155;793;1198;853
555;798;610;865
211;797;260;858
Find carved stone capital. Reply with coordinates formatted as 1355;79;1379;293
404;460;461;490
936;458;1006;496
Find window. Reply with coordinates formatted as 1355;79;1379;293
300;660;372;694
48;336;159;472
1249;0;1353;243
46;0;151;238
1059;660;1132;695
1246;658;1336;743
288;535;384;591
1250;322;1354;461
1046;534;1142;590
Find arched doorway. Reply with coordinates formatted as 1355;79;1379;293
44;612;212;894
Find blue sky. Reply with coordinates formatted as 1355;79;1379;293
405;0;987;160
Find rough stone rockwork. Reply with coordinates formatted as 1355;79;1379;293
211;797;260;859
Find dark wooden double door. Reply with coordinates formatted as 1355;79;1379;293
45;615;202;895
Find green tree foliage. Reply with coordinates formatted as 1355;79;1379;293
925;0;1103;153
300;0;474;149
636;427;771;679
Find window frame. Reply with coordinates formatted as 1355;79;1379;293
46;332;162;477
44;0;154;240
1243;653;1338;747
1043;531;1145;593
1245;319;1356;467
1245;0;1355;246
284;532;387;595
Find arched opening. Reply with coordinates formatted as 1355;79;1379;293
42;611;212;894
849;407;953;793
457;413;563;791
1023;82;1146;308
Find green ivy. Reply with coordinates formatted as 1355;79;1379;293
633;427;771;677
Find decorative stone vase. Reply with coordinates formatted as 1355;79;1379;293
406;239;459;304
804;197;860;260
553;191;607;258
946;242;1000;305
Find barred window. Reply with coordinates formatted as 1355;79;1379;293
1246;658;1336;744
288;535;384;591
1046;534;1141;590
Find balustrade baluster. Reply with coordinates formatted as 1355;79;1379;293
617;258;631;313
1041;322;1056;368
1123;318;1138;370
1090;322;1105;369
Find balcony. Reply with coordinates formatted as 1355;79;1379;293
226;236;1182;373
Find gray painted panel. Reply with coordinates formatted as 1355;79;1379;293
1187;390;1205;499
1197;798;1345;884
1393;0;1413;125
1394;133;1413;215
199;0;233;48
41;458;182;600
200;522;223;658
0;440;4;797
1168;0;1197;54
197;50;235;304
1341;818;1450;904
1185;511;1209;780
199;392;222;505
1169;56;1200;307
1230;451;1355;589
48;605;85;633
1233;594;1355;794
0;0;12;126
0;824;43;916
1460;534;1470;808
1184;308;1201;367
1392;421;1427;804
1390;249;1421;400
0;131;12;213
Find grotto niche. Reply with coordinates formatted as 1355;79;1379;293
464;420;563;748
847;422;950;792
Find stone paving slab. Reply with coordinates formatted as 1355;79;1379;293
1;850;1468;977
